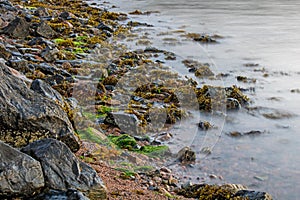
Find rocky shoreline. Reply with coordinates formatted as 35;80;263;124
0;0;272;199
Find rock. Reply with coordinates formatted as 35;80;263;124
234;190;273;200
21;138;107;199
34;7;49;18
31;189;90;200
177;146;196;163
36;21;57;39
7;59;31;73
41;46;60;62
28;37;55;47
0;62;79;152
30;79;64;104
2;17;30;38
0;43;12;60
104;111;140;135
0;141;44;198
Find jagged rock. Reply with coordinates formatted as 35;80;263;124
0;62;79;152
2;17;30;38
30;79;64;105
21;139;107;200
234;190;273;200
36;21;57;39
0;141;44;198
31;189;90;200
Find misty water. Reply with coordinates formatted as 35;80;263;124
91;0;300;199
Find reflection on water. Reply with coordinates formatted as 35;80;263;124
94;0;300;199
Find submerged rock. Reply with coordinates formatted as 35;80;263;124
0;62;79;152
234;190;273;200
21;138;107;200
0;141;44;198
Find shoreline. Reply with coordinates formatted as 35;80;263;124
0;0;272;199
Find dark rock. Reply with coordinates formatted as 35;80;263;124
0;62;79;152
0;141;44;197
36;62;58;75
96;22;113;32
45;74;65;85
234;190;273;200
2;17;30;38
28;37;55;47
36;21;57;39
31;189;90;200
30;79;64;104
41;46;60;62
104;111;140;135
21;138;107;199
7;59;31;73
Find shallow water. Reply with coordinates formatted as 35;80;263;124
91;0;300;199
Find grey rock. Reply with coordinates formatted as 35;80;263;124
2;17;30;39
0;62;79;152
21;139;107;200
234;190;273;200
0;141;44;197
30;79;64;105
104;111;140;135
41;46;60;62
36;21;57;39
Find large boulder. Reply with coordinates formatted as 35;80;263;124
0;61;79;152
1;17;30;39
0;141;44;198
21;138;107;200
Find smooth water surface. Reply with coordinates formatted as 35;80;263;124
92;0;300;199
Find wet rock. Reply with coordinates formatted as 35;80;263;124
228;130;264;137
21;138;107;199
41;46;60;62
0;141;44;197
234;190;273;200
226;97;241;110
0;62;79;152
2;17;30;39
177;146;196;163
195;65;214;77
36;21;57;39
31;189;90;200
30;79;64;104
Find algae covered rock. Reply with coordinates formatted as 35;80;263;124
0;61;79;152
0;141;44;198
21;138;107;200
